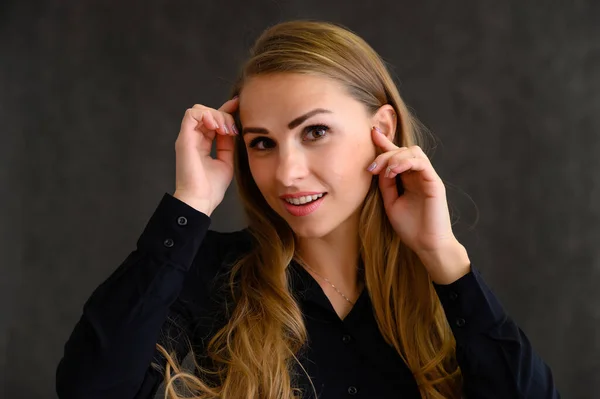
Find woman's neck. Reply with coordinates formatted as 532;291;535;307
295;214;363;295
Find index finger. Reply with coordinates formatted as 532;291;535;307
218;96;239;114
371;126;399;153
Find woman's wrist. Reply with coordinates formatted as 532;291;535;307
173;191;214;216
417;241;471;285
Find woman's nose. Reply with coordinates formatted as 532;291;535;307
275;147;310;187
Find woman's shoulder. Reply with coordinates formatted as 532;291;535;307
176;228;253;319
187;228;254;285
203;228;254;260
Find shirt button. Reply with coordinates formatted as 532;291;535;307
177;216;188;226
342;334;352;344
347;386;358;395
163;238;174;248
456;318;466;327
449;291;458;300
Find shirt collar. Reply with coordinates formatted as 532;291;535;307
288;260;327;306
288;259;367;314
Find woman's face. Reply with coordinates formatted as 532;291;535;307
239;73;378;238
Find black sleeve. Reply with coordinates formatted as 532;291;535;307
56;193;224;399
434;266;561;398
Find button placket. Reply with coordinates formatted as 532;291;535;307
446;290;465;329
163;216;188;249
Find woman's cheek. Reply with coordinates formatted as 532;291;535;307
248;159;271;192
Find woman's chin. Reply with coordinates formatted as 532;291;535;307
285;218;336;239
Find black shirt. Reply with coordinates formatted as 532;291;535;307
56;193;560;398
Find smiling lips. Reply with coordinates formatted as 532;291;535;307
280;192;327;216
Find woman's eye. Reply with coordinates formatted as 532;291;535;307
248;137;275;150
304;125;329;141
247;125;329;150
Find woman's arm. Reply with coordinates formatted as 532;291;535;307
56;193;217;399
434;267;560;398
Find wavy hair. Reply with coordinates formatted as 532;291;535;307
156;20;462;398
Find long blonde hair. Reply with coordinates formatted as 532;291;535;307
157;20;462;398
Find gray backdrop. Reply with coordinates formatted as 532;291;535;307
2;0;599;398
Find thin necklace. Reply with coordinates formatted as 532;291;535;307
302;263;356;305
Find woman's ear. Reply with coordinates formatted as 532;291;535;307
371;104;398;143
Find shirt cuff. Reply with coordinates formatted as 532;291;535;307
433;266;508;345
136;193;211;271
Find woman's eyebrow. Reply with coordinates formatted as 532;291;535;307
242;108;333;135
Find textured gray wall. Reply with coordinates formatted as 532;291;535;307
2;1;599;398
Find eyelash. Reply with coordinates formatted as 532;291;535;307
248;124;330;150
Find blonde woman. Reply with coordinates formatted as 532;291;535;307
57;20;559;399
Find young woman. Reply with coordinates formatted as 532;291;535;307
56;20;560;399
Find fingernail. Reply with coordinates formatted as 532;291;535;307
231;124;239;135
232;95;239;100
373;126;384;135
367;162;377;171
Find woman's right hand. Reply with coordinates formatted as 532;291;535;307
173;97;240;216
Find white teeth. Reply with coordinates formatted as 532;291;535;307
285;193;324;205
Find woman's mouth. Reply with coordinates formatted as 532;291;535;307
281;193;327;217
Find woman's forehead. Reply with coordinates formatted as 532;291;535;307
239;74;360;124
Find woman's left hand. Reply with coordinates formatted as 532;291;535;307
368;127;471;284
